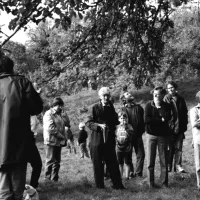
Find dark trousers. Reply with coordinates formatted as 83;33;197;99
44;145;61;181
130;136;145;176
28;141;42;188
168;133;184;172
90;143;123;188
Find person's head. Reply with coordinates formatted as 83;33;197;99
118;111;128;125
0;56;14;74
166;81;177;96
98;87;111;105
196;91;200;103
151;86;166;105
79;122;85;130
52;97;64;113
122;85;128;92
123;92;134;105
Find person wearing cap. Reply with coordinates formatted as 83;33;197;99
144;86;173;188
87;87;124;189
190;91;200;190
77;122;90;158
0;55;43;200
43;97;66;182
120;92;145;178
164;81;188;173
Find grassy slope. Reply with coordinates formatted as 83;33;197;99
28;79;200;200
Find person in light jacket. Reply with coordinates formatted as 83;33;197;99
190;91;200;190
43;97;66;182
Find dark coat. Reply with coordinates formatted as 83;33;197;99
144;100;174;136
0;73;43;168
87;101;119;147
121;104;145;138
163;93;188;134
78;129;88;144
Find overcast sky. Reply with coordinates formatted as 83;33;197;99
0;11;30;44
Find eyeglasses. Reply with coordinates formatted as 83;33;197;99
167;87;174;90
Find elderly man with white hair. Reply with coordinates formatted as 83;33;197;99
87;87;125;189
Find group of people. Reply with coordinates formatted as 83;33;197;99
1;55;200;200
87;83;189;190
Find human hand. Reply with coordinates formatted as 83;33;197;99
98;123;106;130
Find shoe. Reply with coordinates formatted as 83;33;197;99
129;172;135;178
112;184;126;190
177;166;186;173
162;184;168;188
35;186;44;192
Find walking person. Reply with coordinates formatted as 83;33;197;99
78;122;90;158
43;97;66;182
120;92;145;178
164;81;188;173
145;86;173;188
87;87;125;189
190;91;200;190
0;55;43;200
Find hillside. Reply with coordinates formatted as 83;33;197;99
32;78;200;200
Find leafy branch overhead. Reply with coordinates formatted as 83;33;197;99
0;0;190;90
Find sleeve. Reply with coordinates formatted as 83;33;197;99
24;80;43;116
183;98;188;126
86;106;99;131
190;108;200;128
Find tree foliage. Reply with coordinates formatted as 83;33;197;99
0;0;192;94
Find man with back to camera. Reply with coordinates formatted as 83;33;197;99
164;81;188;173
87;87;125;189
0;55;43;200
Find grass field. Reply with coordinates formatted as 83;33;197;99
27;79;200;200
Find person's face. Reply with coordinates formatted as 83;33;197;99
119;115;128;125
99;93;110;104
153;90;163;104
53;105;63;113
167;84;176;96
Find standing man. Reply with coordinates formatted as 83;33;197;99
0;55;43;200
121;92;145;177
43;97;67;182
164;81;188;173
145;86;173;188
190;91;200;190
87;87;124;189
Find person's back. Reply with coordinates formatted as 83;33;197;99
0;55;43;200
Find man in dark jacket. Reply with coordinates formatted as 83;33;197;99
0;55;43;200
121;92;145;177
87;87;124;189
145;86;173;188
164;81;188;173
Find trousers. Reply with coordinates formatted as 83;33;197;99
0;163;27;200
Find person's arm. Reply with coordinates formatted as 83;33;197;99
190;108;200;129
25;80;43;116
144;102;162;125
43;111;65;139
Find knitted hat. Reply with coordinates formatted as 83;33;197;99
52;97;64;107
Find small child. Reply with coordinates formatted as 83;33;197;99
115;111;134;180
65;127;76;154
78;122;90;159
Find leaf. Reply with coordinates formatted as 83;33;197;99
54;7;61;15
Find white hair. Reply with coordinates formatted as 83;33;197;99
98;87;110;97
